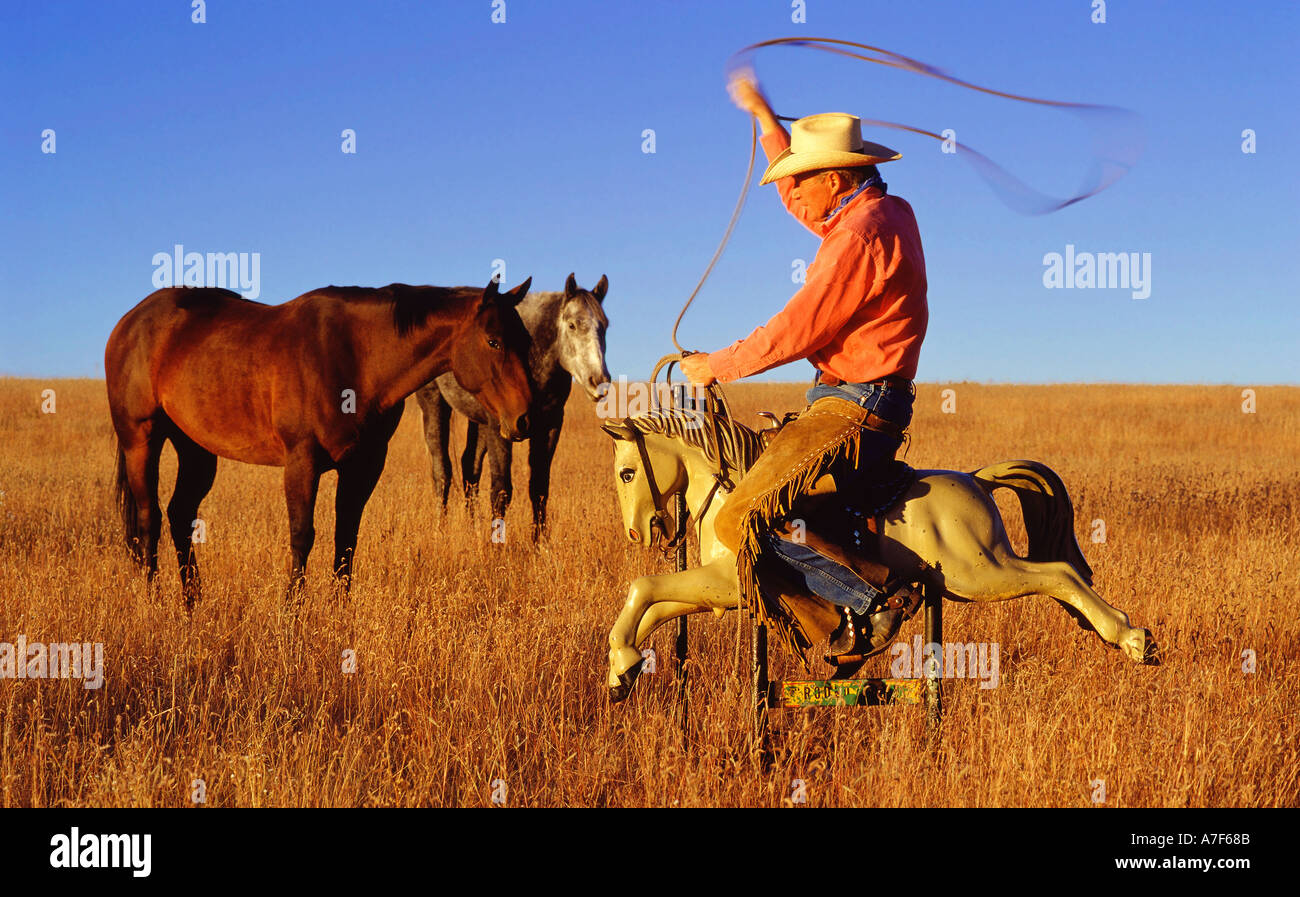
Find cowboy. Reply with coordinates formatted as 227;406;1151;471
681;74;928;657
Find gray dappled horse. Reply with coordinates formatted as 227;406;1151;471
416;274;610;540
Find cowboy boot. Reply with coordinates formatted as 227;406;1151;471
791;521;925;657
827;580;926;657
768;519;892;656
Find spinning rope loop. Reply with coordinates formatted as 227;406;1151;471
658;36;1144;491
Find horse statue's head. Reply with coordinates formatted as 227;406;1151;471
600;416;682;548
601;408;765;548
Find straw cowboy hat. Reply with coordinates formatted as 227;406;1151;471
759;113;901;185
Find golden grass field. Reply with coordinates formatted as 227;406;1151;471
0;378;1296;807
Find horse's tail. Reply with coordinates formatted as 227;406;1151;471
971;459;1094;585
114;439;143;561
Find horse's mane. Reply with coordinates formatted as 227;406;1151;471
173;287;261;308
313;284;482;336
622;407;767;475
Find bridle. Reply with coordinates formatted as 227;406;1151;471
626;424;682;552
625;394;734;557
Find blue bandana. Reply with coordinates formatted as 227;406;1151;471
823;172;887;222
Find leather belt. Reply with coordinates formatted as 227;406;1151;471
817;371;913;390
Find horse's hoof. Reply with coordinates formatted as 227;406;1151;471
1122;628;1159;665
608;659;645;704
1139;630;1160;666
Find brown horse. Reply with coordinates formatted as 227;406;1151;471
105;278;533;605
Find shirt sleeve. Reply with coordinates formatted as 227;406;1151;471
707;228;878;382
760;129;829;238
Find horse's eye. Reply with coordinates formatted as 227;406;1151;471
487;338;501;349
568;322;576;330
620;469;635;484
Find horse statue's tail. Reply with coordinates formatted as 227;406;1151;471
971;460;1094;585
114;439;143;563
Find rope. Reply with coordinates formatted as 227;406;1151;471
737;37;1144;215
670;118;757;355
665;36;1143;358
655;35;1142;515
734;37;1115;110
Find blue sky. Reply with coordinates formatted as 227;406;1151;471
2;0;1296;383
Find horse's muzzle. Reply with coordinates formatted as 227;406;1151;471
499;413;529;441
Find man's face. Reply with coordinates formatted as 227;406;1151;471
790;170;842;220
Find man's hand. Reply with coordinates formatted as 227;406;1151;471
680;352;716;388
727;70;782;136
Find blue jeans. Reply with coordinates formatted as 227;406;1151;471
804;376;915;428
764;376;915;614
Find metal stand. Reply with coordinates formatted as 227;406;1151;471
923;585;943;732
751;619;771;767
753;592;944;760
673;383;690;739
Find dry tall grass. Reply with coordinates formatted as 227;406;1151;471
0;378;1295;807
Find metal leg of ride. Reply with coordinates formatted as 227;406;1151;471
751;618;771;768
924;585;943;736
753;588;944;767
673;384;690;741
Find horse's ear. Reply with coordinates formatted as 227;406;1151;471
481;277;501;307
601;420;633;440
502;276;532;306
592;275;608;303
564;273;578;298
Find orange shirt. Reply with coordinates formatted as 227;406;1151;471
707;128;929;385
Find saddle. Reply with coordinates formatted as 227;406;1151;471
771;454;927;670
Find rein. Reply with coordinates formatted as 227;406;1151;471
627;425;682;552
631;364;735;556
630;425;728;558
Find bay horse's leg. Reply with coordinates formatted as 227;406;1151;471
166;429;218;609
333;429;395;590
461;421;483;505
118;424;164;580
608;560;738;699
484;432;513;527
415;384;452;511
526;414;562;541
283;446;322;597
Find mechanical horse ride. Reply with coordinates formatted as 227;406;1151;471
600;399;1157;701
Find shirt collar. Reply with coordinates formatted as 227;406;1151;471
822;173;887;223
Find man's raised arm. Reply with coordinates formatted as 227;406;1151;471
727;74;823;235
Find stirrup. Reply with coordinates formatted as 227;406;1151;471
825;580;924;662
827;605;868;658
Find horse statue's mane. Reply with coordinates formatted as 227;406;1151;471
621;407;768;475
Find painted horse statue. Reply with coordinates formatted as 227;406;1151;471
417;273;610;540
600;407;1156;701
106;277;534;605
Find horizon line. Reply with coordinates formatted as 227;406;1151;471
3;374;1296;388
